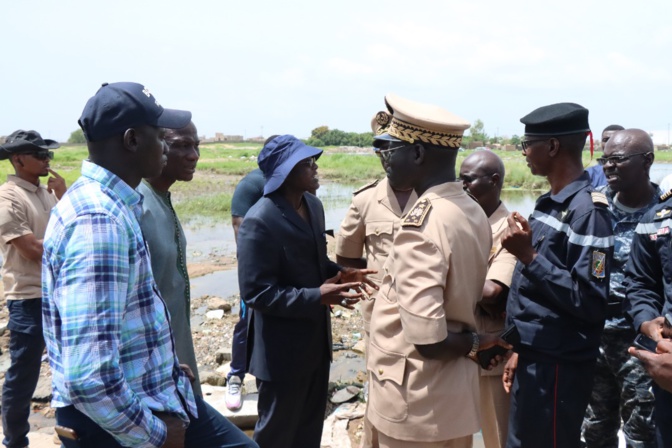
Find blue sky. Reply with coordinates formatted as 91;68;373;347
2;0;672;143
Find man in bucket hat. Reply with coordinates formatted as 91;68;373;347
0;130;66;448
237;134;377;448
42;82;257;448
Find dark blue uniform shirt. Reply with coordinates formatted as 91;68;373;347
506;173;614;362
624;193;672;332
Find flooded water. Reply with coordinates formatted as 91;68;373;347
187;163;672;299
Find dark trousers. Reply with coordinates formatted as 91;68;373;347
653;384;672;448
2;298;45;448
254;358;330;448
56;394;258;448
228;300;248;380
582;329;656;448
507;355;596;448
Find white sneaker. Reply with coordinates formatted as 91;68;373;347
225;376;243;411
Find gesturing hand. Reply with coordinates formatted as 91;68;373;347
320;272;362;309
502;212;536;265
47;169;67;199
502;352;518;393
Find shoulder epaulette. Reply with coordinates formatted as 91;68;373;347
353;179;380;196
660;189;672;202
591;191;608;207
402;198;432;227
654;208;672;221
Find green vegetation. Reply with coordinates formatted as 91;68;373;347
67;129;86;144
5;142;671;221
305;126;374;147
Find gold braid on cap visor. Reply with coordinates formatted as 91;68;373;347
388;117;464;148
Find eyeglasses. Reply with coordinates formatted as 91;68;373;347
27;151;54;161
596;152;652;166
520;139;548;151
298;157;316;168
459;174;491;184
378;143;409;162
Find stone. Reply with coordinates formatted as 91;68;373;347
202;384;259;429
243;376;258;395
330;386;361;404
215;348;232;364
351;340;366;355
32;376;52;402
203;372;227;387
206;309;224;320
207;297;232;312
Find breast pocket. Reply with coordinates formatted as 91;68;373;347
365;221;394;257
367;341;408;422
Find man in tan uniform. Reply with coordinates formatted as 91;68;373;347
459;151;517;448
0;130;66;447
367;94;509;448
336;113;417;448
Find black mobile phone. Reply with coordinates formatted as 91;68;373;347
476;345;509;369
500;326;520;346
634;334;658;353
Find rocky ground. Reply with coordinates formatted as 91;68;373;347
0;250;371;447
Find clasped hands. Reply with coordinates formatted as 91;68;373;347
319;267;378;309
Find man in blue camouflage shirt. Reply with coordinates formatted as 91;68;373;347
582;129;659;448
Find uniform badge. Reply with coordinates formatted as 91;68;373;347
560;210;568;221
660;189;672;202
402;198;432;227
591;191;608;207
592;251;606;279
655;208;671;220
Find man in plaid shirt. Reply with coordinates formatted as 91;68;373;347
42;82;256;448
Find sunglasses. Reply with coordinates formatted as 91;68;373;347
520;139;548;151
26;151;54;161
378;143;409;162
596;152;651;166
459;173;492;184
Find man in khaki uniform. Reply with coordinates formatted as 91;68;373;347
459;151;517;448
336;113;417;448
367;94;509;448
0;130;66;447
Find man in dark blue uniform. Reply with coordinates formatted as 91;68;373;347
624;185;672;447
501;103;614;448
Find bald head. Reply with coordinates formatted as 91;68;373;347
461;150;505;188
605;129;653;154
459;150;505;215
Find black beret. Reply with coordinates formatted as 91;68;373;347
520;103;590;136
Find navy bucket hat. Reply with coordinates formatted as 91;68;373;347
257;135;323;195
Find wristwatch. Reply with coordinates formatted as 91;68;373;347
466;332;479;359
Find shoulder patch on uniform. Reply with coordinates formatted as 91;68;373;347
654;208;672;221
592;251;606;279
660;189;672;202
402;198;432;227
353;179;380;196
590;191;608;206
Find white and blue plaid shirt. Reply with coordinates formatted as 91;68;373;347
42;160;196;447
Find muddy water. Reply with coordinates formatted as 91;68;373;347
188;163;672;300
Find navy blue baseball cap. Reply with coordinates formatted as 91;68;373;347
257;135;322;195
78;82;192;142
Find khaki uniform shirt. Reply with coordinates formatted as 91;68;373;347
0;175;58;300
335;178;417;332
368;182;492;442
477;201;517;377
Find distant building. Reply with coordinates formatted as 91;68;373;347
246;135;265;143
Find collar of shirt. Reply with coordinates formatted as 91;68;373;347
543;171;591;204
81;160;143;221
6;174;41;193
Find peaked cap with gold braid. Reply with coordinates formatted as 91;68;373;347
374;93;471;149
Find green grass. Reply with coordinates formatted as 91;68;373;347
7;144;669;220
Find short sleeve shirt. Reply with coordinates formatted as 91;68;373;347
231;169;265;217
0;175;57;300
367;182;492;442
335;178;417;331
